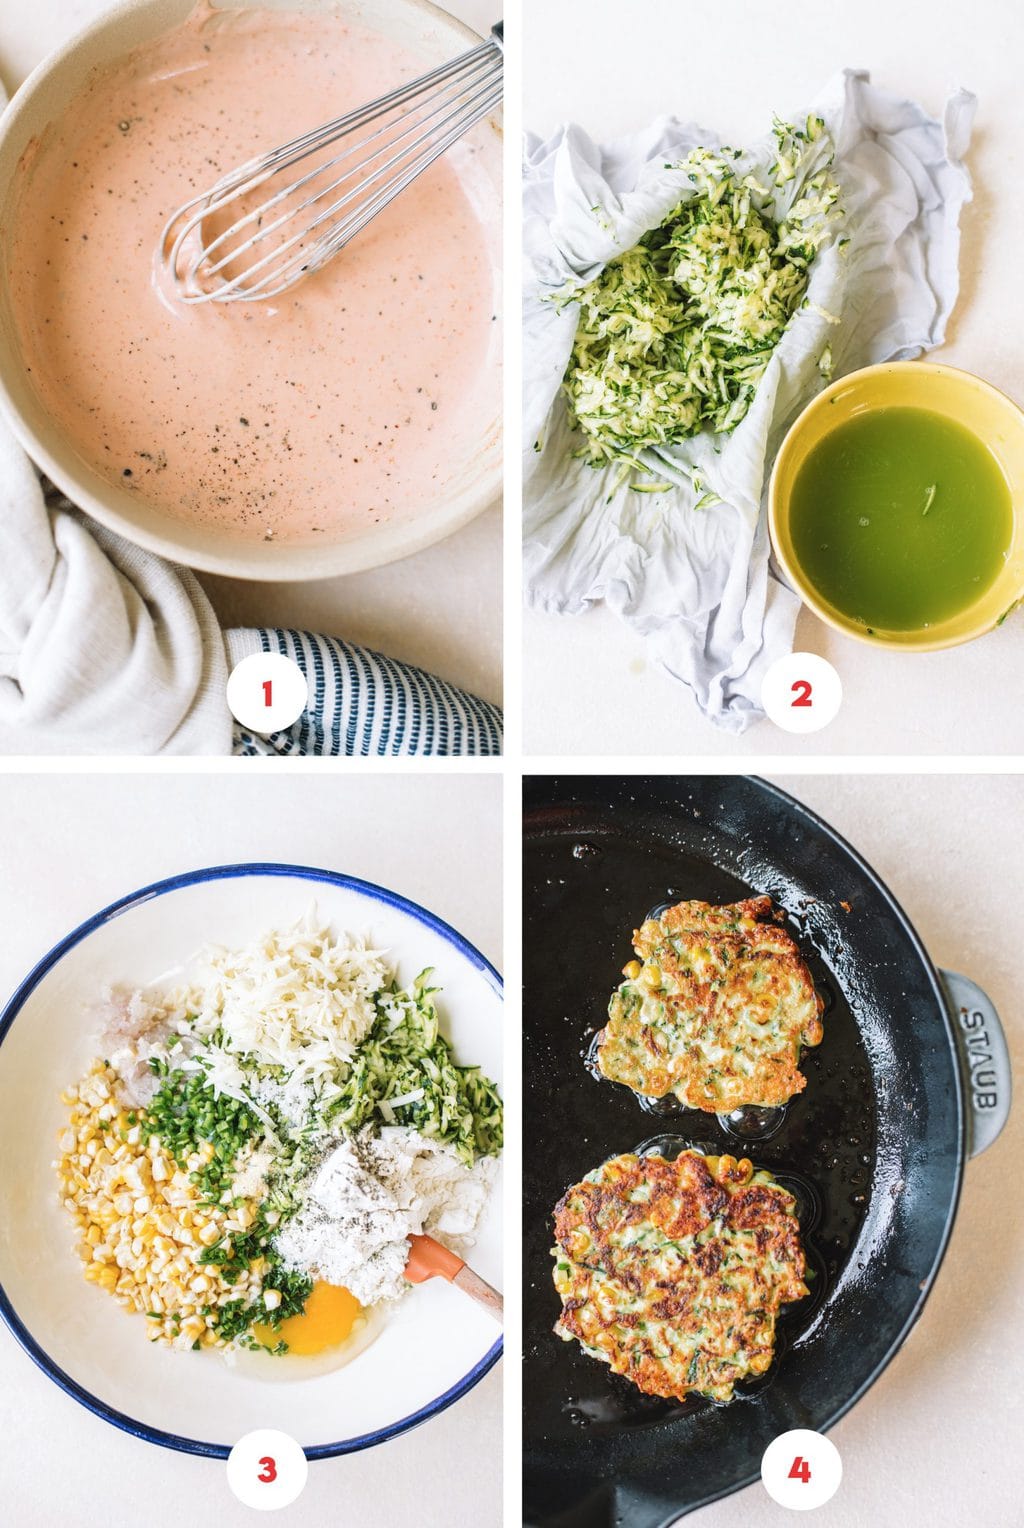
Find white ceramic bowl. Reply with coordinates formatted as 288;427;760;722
0;0;502;581
0;864;503;1456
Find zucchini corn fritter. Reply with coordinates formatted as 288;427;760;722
552;1150;809;1403
597;897;824;1112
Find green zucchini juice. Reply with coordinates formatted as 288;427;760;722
789;406;1012;631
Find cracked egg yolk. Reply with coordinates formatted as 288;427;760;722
253;1281;362;1355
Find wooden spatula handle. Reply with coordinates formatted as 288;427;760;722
452;1263;504;1322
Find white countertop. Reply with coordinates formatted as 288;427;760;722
0;770;502;1528
683;772;1023;1528
0;0;501;709
523;0;1024;756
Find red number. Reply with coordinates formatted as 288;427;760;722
258;1456;277;1483
788;1456;811;1484
791;680;813;708
262;680;273;708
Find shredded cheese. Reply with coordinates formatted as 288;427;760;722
172;911;388;1106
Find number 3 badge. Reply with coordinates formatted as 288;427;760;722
227;1429;308;1509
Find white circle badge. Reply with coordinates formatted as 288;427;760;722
761;1428;842;1510
227;1428;308;1510
761;652;842;734
227;652;308;734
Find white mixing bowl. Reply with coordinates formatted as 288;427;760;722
0;863;503;1455
0;0;502;580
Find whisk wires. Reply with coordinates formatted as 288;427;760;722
162;25;503;303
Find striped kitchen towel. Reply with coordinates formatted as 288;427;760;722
226;628;503;756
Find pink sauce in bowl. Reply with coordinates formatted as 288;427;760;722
2;0;501;567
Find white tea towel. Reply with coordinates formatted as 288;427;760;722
0;416;231;754
227;628;503;756
523;69;976;731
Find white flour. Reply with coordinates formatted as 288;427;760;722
273;1127;496;1305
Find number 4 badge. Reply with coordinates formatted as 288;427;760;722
762;1429;841;1508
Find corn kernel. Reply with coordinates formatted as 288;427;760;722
57;1060;259;1352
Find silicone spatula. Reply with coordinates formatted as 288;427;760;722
404;1233;503;1323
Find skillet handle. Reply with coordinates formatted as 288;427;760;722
939;970;1012;1159
529;1486;677;1528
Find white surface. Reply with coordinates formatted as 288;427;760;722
522;0;1024;755
0;772;502;1528
685;773;1023;1528
0;0;502;708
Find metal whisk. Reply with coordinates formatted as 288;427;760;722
162;21;503;304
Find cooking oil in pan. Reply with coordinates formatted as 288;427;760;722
718;1102;789;1140
562;1378;690;1430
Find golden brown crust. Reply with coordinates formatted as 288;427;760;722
552;1150;809;1403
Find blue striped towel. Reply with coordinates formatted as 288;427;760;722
227;628;502;756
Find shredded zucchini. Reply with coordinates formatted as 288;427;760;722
326;971;503;1165
559;116;843;479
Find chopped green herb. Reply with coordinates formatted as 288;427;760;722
140;1071;259;1198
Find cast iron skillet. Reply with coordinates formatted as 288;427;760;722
523;776;1010;1527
